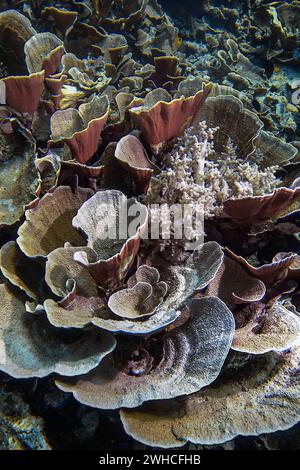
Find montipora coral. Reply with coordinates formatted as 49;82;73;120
0;0;300;450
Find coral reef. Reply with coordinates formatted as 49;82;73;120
0;0;300;451
144;121;280;218
0;375;49;450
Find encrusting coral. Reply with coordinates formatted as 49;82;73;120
0;0;300;450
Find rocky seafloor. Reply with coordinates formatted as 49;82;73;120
0;0;300;451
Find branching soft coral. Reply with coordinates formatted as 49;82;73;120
145;122;280;218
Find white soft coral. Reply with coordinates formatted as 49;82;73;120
145;121;280;219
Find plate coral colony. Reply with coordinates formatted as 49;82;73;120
0;0;300;450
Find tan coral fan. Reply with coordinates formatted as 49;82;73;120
50;95;109;163
129;84;212;153
121;348;300;447
56;297;235;409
